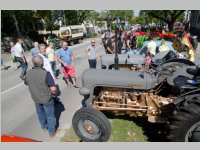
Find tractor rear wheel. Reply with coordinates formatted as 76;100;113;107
168;100;200;142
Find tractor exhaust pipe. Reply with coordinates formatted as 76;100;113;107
114;27;119;70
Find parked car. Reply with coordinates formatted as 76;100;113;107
59;25;84;45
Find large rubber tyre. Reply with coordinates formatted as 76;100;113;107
72;108;111;142
168;101;200;142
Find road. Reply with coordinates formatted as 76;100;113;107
1;37;105;142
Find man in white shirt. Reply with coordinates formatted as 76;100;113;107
38;44;55;81
147;37;157;56
14;39;28;80
46;42;56;76
87;40;98;68
159;39;170;52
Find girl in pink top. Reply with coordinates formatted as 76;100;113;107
146;52;152;66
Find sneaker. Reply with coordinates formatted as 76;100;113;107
73;85;80;88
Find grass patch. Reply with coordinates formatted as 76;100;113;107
60;118;148;142
109;118;148;142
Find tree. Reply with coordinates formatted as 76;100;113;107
35;10;62;33
64;10;92;25
100;10;134;30
142;10;185;31
1;10;38;37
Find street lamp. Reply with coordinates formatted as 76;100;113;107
114;17;121;70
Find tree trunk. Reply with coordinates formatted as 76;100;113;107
168;21;174;32
32;22;36;30
12;13;21;37
20;24;25;34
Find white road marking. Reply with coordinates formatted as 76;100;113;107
1;82;24;95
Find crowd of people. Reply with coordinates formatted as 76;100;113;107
3;37;101;138
7;39;81;86
5;38;84;137
101;27;172;66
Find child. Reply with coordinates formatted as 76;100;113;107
146;51;152;67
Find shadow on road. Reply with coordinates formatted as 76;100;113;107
1;66;11;70
104;112;169;142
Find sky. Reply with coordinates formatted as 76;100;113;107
134;10;140;17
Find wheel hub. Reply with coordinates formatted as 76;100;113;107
84;124;94;134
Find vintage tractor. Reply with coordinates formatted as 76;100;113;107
72;29;199;142
72;62;199;142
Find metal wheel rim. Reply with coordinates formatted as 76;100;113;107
78;119;101;140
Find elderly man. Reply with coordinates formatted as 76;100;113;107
14;39;28;80
38;44;55;80
56;41;77;87
87;40;98;68
25;55;57;137
30;42;39;62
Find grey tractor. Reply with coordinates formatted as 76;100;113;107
72;58;200;142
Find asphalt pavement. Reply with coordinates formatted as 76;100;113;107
1;37;105;142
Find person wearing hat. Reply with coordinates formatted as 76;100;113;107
159;39;170;52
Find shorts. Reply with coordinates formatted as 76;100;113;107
62;65;75;79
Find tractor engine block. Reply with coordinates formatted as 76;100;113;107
92;88;174;123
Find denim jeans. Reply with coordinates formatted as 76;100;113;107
35;99;56;136
88;59;97;68
16;57;28;77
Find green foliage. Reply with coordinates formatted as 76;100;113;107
137;10;185;31
1;10;97;38
134;11;160;25
108;10;134;22
1;10;39;37
64;10;92;25
99;10;134;30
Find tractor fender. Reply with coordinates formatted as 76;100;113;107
163;58;196;66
